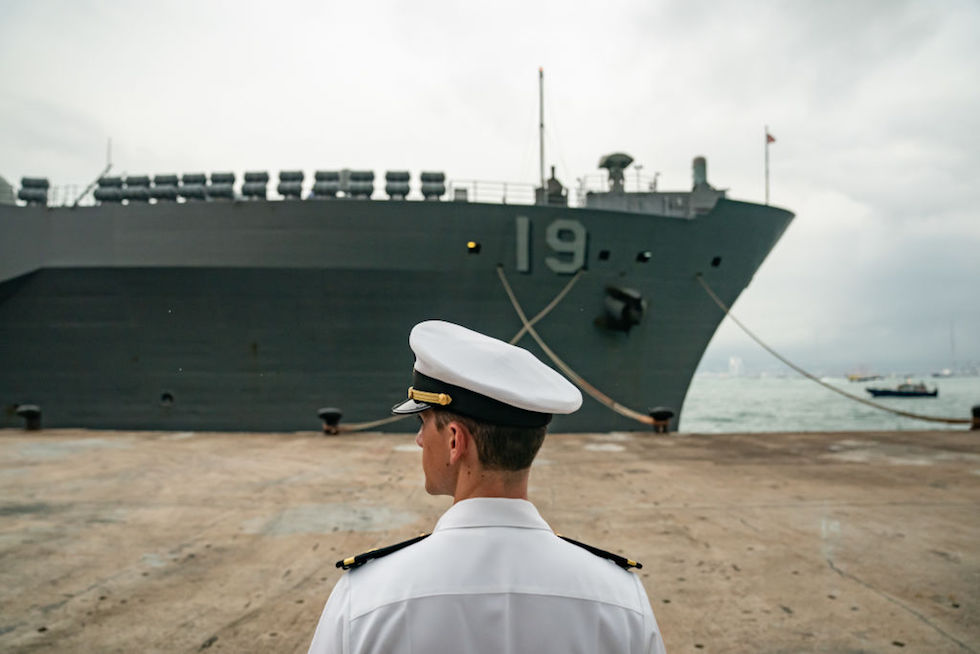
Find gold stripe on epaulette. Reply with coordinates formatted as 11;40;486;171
556;533;642;570
408;387;452;406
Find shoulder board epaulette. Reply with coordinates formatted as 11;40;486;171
557;534;642;570
336;533;430;571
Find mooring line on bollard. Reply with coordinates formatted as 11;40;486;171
496;265;657;426
334;268;640;433
335;414;412;433
695;273;971;426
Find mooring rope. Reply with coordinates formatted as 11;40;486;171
508;269;585;344
336;414;411;433
695;273;970;425
497;265;656;425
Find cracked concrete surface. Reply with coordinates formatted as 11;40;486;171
0;428;977;653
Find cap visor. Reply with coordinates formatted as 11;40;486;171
391;399;432;415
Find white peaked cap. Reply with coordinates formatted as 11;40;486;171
391;320;582;427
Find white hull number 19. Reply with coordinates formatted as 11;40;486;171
515;215;587;274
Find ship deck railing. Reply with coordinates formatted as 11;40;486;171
447;180;537;205
23;171;665;209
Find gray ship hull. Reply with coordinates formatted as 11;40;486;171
0;197;792;432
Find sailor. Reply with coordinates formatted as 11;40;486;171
308;320;666;654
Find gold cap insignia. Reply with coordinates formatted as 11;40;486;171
407;387;453;406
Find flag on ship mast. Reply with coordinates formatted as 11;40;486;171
764;126;776;204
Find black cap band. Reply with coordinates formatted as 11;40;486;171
398;371;552;428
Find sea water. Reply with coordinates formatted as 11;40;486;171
679;374;980;433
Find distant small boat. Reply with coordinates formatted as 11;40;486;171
866;382;938;398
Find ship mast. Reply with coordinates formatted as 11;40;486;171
539;67;545;198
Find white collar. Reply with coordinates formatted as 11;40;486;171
433;497;551;532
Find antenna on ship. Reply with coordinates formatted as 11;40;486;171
533;69;569;207
538;67;545;203
73;137;113;208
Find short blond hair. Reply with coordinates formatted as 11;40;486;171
432;409;547;471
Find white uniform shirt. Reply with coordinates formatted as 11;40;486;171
309;497;666;654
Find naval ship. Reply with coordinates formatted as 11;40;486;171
0;154;793;433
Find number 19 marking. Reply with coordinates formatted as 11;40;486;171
516;215;587;275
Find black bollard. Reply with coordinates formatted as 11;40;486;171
318;407;343;435
972;404;980;431
648;406;675;434
15;404;41;431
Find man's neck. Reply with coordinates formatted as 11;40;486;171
452;465;530;503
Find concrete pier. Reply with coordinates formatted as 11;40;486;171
1;428;978;653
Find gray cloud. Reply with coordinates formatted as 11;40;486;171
2;0;978;375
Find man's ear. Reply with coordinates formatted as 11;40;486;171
447;421;470;465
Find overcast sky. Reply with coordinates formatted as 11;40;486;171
2;0;977;376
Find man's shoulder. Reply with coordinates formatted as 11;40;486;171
555;534;643;570
335;533;430;571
